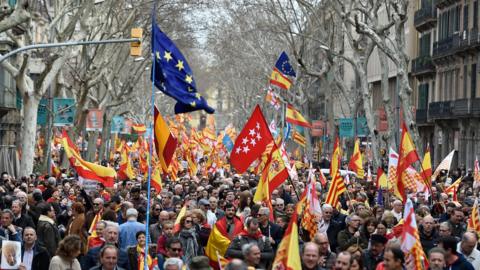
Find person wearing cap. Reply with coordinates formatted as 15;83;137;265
119;208;145;250
198;199;216;226
362;234;388;270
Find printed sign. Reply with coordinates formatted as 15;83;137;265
1;240;21;269
121;118;133;134
86;109;104;131
37;98;48;126
111;116;124;134
53;98;75;126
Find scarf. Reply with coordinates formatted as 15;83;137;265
136;245;156;270
88;210;103;235
179;228;199;265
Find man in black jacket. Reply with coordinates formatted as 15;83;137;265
12;200;35;230
257;207;284;250
18;227;50;270
419;215;439;254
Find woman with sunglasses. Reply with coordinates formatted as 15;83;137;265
176;213;201;266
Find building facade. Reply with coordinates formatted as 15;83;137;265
413;0;480;169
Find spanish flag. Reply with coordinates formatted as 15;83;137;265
132;123;147;134
154;106;178;173
444;177;461;201
285;104;312;128
325;137;346;206
150;162;163;192
396;122;420;202
420;144;432;186
118;145;135;180
348;138;364;179
51;160;61;178
376;167;389;189
272;210;301;270
269;52;296;90
61;130;116;187
173;204;187;234
270;68;292;90
205;217;243;269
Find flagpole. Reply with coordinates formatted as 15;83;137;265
144;51;156;270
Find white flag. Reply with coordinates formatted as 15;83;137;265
431;150;455;181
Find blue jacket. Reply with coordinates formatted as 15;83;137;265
81;244;130;270
119;220;145;250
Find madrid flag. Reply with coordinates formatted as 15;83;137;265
230;105;274;173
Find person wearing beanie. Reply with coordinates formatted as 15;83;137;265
119;208;145;250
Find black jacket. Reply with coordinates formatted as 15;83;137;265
326;220;341;252
259;221;284;250
81;243;129;270
21;244;51;270
362;249;383;270
14;213;36;229
419;225;438;254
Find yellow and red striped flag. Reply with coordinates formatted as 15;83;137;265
154;106;178;173
132;123;147;134
118;145;135;180
61;130;116;187
285;104;312;128
173;204;187;234
272;209;301;270
348;138;364;179
421;144;432;185
325;137;346;206
292;130;306;147
396;122;421;202
468;200;480;234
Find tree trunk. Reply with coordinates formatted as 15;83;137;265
378;49;396;148
20;94;40;177
86;131;98;161
98;113;111;161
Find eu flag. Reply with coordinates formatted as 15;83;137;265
274;51;296;77
151;19;215;114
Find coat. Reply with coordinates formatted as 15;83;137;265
67;213;88;254
13;213;36;229
81;243;130;270
226;230;274;269
21;244;51;270
126;245;157;270
259;221;284;250
48;256;81;270
337;228;368;252
36;215;61;257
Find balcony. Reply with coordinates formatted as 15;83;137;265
432;34;460;61
416;109;428;124
411;55;435;77
414;6;437;32
436;0;461;9
456;29;480;55
428;101;453;119
451;99;470;116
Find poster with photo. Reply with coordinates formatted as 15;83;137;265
1;240;21;269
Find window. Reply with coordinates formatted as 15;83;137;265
418;84;429;110
472;64;477;98
419;33;431;56
464;4;469;32
464;64;468;98
475;1;479;30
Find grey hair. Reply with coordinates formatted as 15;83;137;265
47;177;56;186
322;204;333;211
241;243;259;257
440;221;453;231
345;214;359;225
164;257;183;269
259;206;270;216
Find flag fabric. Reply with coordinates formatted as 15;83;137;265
253;143;289;203
230;105;274;173
444;177;461;201
205;217;243;269
292;130;306;147
280;143;296;180
61;130;116;187
468;200;480;233
475;156;480;183
301;168;322;239
396;122;421;202
132;123;147;134
421;144;432;184
269;119;278;138
325;137;346;206
222;134;234;153
51;160;61;178
348;138;364;179
431;150;455;181
388;147;399;189
377;167;389;189
151;16;214;114
401;199;429;270
154;106;178;173
270;52;296;90
366;166;372;182
173;204;187;234
265;88;281;110
118;145;135;180
271;210;301;270
285;104;312;128
150;163;163;192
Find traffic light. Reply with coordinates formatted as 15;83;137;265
130;28;143;56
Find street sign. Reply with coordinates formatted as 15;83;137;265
53;98;75;126
37;98;48;126
86;109;104;131
111;116;124;134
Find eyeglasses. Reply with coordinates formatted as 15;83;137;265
28;185;34;188
185;220;193;223
169;248;182;252
154;208;161;211
93;203;101;206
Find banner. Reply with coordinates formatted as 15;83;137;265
53;98;75;126
339;117;369;137
111;116;124;134
37;98;48;126
86;109;104;131
356;117;369;137
121;118;133;134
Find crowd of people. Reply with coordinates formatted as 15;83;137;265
0;161;479;270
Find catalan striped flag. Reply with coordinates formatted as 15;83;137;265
61;130;116;187
285;104;312;128
325;137;346;206
468;200;480;234
292;130;306;147
154;106;178;173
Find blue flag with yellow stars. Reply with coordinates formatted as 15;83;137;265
274;51;296;77
151;19;215;114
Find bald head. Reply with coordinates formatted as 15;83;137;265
461;231;479;255
422;215;435;233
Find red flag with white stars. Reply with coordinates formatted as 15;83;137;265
230;105;274;173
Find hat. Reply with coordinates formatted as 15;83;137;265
370;234;388;245
198;199;210;206
189;256;210;270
